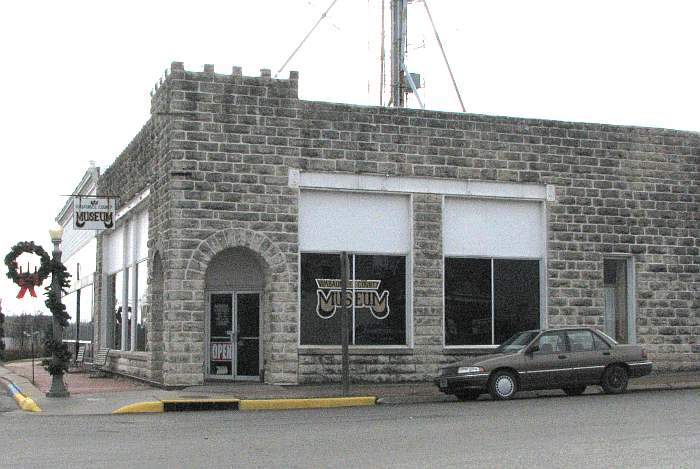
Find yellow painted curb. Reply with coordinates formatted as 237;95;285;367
112;401;164;414
161;399;241;404
239;396;377;411
13;393;42;413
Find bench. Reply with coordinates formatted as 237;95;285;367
83;347;111;377
68;345;88;373
75;345;86;365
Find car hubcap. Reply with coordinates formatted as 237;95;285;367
496;376;514;396
610;369;625;387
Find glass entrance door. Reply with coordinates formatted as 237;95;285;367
208;293;234;377
235;293;260;378
207;292;260;380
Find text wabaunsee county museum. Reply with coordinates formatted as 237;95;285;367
86;62;698;387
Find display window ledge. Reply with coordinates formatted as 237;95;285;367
110;350;150;361
442;347;499;355
299;347;414;356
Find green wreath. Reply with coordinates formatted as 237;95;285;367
4;241;72;373
4;241;52;298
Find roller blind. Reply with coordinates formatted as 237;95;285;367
103;226;124;274
443;197;544;258
136;210;149;261
299;190;410;253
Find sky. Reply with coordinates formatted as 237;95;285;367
0;0;698;316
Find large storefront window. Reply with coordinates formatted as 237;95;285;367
445;258;540;346
300;253;407;346
103;208;148;352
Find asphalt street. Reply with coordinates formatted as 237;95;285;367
0;389;698;469
0;393;16;413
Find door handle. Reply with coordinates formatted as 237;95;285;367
558;355;567;359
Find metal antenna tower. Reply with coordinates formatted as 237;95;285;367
390;0;408;107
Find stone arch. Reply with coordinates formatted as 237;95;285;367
186;229;288;284
164;228;295;386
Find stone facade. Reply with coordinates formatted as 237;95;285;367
96;62;699;386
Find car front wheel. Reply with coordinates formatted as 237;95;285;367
601;364;629;394
562;385;587;396
489;370;517;400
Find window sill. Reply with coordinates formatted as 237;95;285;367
299;347;414;356
442;348;498;356
110;350;149;361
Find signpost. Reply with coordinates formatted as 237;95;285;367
340;252;350;396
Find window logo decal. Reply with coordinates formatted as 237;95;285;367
315;279;390;320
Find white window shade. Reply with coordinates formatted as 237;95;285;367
126;221;136;266
443;198;544;258
299;190;410;253
136;210;149;261
103;226;124;274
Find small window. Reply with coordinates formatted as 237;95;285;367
567;330;595;352
592;332;611;351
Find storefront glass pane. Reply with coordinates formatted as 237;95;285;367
493;259;540;343
136;261;148;351
110;272;123;350
300;253;341;345
126;266;134;350
353;255;406;345
444;258;492;345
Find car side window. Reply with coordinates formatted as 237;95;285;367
592;333;611;351
567;330;594;352
533;332;567;354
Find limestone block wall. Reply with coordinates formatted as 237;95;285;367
96;71;173;383
97;61;699;386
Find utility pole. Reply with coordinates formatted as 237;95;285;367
390;0;408;108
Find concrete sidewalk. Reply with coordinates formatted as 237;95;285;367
2;360;699;416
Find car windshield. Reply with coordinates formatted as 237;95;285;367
496;331;539;353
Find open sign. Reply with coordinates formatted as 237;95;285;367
210;342;232;361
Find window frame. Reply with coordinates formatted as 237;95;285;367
443;255;543;349
297;250;413;349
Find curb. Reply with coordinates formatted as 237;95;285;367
113;396;377;414
1;378;42;413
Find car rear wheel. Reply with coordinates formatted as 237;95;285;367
455;391;481;401
601;364;629;394
489;370;517;400
562;385;587;396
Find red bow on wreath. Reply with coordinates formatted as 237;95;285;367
16;272;41;299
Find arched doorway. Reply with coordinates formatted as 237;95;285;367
205;247;264;381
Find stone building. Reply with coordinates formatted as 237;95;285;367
93;62;699;387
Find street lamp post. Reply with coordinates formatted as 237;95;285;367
46;226;70;398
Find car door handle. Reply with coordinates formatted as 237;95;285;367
558;355;567;359
602;352;610;356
